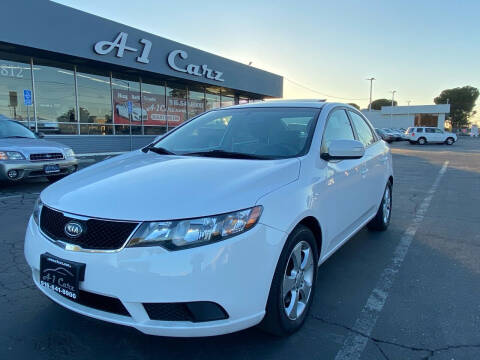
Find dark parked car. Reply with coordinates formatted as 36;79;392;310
0;120;78;182
375;128;394;143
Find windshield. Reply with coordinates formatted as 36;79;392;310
154;107;320;159
0;121;36;139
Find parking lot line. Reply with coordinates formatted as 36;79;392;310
334;161;449;360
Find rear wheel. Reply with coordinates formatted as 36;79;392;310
260;225;318;336
445;137;454;145
417;137;426;145
367;181;392;231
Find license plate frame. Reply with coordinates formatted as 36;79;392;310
44;164;60;174
39;253;85;301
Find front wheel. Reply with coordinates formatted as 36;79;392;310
260;225;318;336
417;137;426;145
445;137;455;145
367;181;392;231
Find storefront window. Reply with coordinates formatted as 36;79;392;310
221;93;235;108
188;87;205;119
239;97;249;104
112;75;141;135
76;69;112;131
166;83;187;129
80;124;113;135
33;59;76;134
414;114;438;127
0;52;33;128
206;89;220;111
142;81;167;135
144;126;166;135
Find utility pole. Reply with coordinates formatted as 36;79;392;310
390;90;397;127
366;77;375;111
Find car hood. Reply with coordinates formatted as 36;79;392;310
0;138;69;155
41;151;301;221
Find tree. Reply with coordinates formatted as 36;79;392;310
348;103;360;110
370;98;397;110
434;86;479;129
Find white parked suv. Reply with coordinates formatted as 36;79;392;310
25;101;393;337
406;127;457;145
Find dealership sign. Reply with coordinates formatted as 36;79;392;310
94;32;224;82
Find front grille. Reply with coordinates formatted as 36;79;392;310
77;290;130;316
30;153;64;161
40;206;139;250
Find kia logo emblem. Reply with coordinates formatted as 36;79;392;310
64;221;84;238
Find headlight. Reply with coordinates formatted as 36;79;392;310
64;148;75;159
33;198;43;225
0;151;25;160
127;206;263;250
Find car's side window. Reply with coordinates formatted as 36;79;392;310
321;109;355;154
417;128;424;133
348;111;375;147
425;128;434;133
434;128;443;133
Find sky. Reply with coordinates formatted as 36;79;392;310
54;0;480;124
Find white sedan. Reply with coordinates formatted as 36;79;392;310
25;100;393;337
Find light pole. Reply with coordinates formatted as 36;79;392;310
366;77;375;111
390;90;397;127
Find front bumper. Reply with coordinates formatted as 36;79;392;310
0;158;78;181
24;217;286;336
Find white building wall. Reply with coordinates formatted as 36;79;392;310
362;110;415;129
361;104;450;130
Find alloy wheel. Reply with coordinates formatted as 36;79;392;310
383;186;391;224
282;241;314;320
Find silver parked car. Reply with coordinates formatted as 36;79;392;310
0;120;78;182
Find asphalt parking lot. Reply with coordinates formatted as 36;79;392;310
1;138;479;360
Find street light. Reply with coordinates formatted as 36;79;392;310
366;77;375;111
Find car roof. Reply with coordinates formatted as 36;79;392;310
223;99;351;110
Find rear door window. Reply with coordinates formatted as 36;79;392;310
416;128;424;133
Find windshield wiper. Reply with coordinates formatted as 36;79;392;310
142;145;176;155
183;150;268;160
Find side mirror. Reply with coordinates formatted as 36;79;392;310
35;132;45;139
321;139;365;161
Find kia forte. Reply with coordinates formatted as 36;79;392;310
24;100;393;337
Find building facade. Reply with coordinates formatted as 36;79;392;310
0;0;283;153
362;104;451;130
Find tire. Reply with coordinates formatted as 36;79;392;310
417;137;426;145
445;137;454;145
367;181;392;231
260;225;318;336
